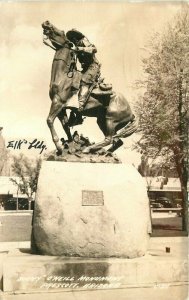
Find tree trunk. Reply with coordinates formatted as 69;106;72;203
181;183;188;233
173;146;188;233
179;166;188;233
176;70;188;233
28;197;32;210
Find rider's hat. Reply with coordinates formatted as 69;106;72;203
66;29;85;43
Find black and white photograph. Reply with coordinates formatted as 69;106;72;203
0;1;188;300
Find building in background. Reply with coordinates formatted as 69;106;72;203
147;177;189;208
0;176;34;210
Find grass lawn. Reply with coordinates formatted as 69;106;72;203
151;213;186;236
0;212;186;242
0;213;32;242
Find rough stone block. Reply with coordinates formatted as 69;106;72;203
32;162;151;257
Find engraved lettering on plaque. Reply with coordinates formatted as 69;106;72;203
82;190;104;206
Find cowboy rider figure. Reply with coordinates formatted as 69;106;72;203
66;29;101;124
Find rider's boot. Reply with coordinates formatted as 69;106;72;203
68;85;89;126
78;84;89;112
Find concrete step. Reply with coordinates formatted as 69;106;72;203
2;248;188;292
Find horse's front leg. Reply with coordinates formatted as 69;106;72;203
57;109;73;142
47;96;64;154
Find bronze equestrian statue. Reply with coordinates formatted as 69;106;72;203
42;21;137;155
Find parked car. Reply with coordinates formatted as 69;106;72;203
173;198;182;208
150;202;163;208
156;197;173;208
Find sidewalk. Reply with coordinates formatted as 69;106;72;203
0;242;30;252
0;285;188;300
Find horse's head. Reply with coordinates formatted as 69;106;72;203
42;20;71;49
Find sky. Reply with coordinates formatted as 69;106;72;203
0;1;184;164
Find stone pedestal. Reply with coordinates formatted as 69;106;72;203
3;248;188;292
32;162;151;258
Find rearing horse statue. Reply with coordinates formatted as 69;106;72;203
42;21;137;155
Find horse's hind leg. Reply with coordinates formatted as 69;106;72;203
57;110;73;142
47;96;64;154
82;116;115;153
107;138;123;153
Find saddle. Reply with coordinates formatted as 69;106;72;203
91;81;113;96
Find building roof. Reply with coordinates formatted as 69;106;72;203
0;175;188;197
146;177;189;192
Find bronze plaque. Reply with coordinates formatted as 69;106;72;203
82;190;104;206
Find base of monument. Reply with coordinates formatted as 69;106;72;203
32;162;151;257
3;248;188;292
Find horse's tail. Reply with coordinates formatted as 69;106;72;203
113;117;138;139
